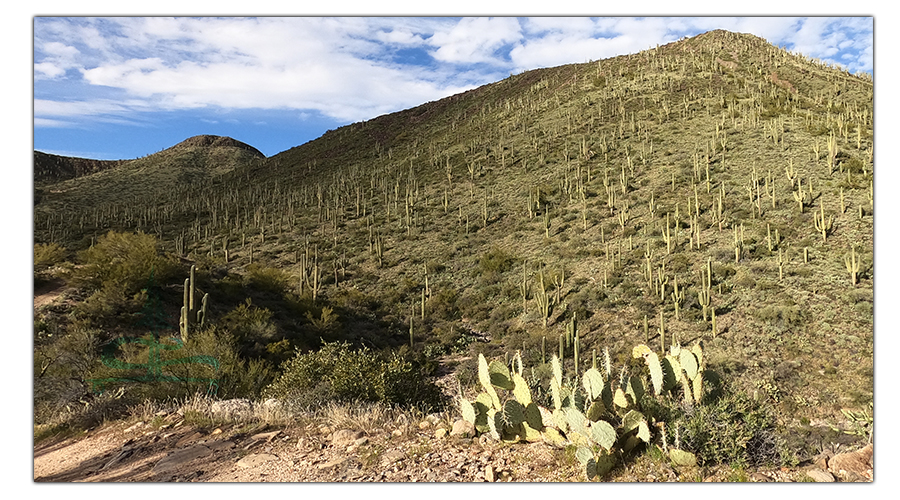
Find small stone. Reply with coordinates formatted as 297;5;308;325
750;472;772;482
316;457;348;469
435;428;448;439
805;468;835;482
829;443;873;481
485;465;496;482
353;436;369;446
210;428;223;435
419;420;431;430
391;429;403;437
332;429;365;447
450;419;474;438
380;450;406;466
250;430;281;442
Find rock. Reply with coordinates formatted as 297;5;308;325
250;430;282;443
175;431;205;447
206;439;235;452
485;465;496;482
829;443;873;481
435;428;448;439
425;414;442;425
210;428;223;435
124;422;144;433
100;447;134;471
381;450;406;466
750;472;772;482
538;406;555;427
236;453;279;469
419;420;432;430
804;468;835;482
316;456;348;469
209;399;253;419
391;429;403;437
332;429;365;447
450;419;475;438
152;445;213;475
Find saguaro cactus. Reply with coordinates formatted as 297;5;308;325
845;247;861;286
180;265;208;341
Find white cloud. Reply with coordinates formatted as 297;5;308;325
427;17;522;64
34;62;66;79
33;17;874;129
33;117;71;128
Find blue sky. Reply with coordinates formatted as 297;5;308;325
33;15;874;160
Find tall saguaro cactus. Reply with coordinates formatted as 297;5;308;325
180;265;208;341
845;247;861;286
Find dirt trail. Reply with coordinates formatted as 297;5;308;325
34;278;66;310
34;413;862;483
33;417;574;483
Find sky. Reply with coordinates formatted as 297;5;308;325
32;15;874;160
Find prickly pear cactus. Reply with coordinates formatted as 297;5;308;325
457;342;709;479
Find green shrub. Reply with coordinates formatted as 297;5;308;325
752;305;807;327
263;341;443;411
245;263;291;295
34;242;67;271
74;231;177;296
674;388;795;467
478;246;517;274
220;298;277;344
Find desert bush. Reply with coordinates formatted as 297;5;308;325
34;242;67;271
673;388;795;467
86;326;276;403
752;304;807;327
428;287;461;321
263;341;443;411
244;263;292;295
74;231;177;295
478;246;517;274
220;298;277;343
34;326;103;423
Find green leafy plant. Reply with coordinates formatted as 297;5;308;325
264;341;443;411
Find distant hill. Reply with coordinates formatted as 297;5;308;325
33;151;125;185
34;134;265;214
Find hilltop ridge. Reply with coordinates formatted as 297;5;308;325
34;134;264;185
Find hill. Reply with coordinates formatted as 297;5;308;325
34;135;265;235
33;29;874;480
